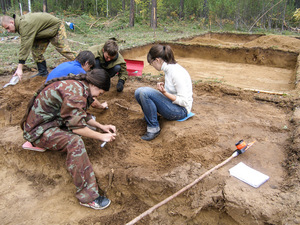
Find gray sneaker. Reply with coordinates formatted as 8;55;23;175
80;196;111;210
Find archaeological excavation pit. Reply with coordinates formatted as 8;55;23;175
0;32;300;225
121;32;300;94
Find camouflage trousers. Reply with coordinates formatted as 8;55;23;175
32;22;77;63
33;127;99;204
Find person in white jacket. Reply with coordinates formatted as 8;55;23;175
135;44;193;141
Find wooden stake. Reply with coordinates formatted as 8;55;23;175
126;141;256;225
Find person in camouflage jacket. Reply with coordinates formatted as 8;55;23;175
89;39;128;92
1;13;77;80
20;69;116;210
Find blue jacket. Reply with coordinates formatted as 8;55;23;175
46;60;85;82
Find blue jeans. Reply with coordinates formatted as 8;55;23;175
107;64;121;78
135;87;187;132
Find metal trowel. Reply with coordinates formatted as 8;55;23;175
3;76;19;88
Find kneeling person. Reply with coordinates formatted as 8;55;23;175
89;39;128;92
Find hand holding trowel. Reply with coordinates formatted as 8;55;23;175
3;75;20;88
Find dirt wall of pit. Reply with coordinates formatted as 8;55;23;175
295;55;300;90
122;41;299;93
121;43;298;70
177;32;266;43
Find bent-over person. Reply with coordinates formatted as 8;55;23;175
1;13;77;80
20;69;116;210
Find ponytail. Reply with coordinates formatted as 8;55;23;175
147;44;176;64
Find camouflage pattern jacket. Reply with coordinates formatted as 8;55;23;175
14;13;61;64
23;80;93;143
88;44;128;81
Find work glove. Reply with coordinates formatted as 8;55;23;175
116;79;125;92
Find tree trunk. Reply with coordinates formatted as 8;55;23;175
268;17;272;30
43;0;47;12
19;2;23;15
106;0;108;17
235;0;240;29
95;0;98;16
150;0;157;28
4;0;11;13
0;0;7;14
281;0;287;31
28;0;31;12
179;0;184;20
122;0;125;11
81;1;84;11
268;1;274;30
202;0;208;22
261;0;266;29
129;0;134;27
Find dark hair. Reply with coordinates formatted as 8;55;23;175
147;44;176;64
86;68;110;91
75;50;96;67
103;39;118;57
20;69;110;130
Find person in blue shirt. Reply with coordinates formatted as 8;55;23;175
46;50;95;82
46;51;107;109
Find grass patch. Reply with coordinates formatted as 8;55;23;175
0;15;208;73
1;13;300;74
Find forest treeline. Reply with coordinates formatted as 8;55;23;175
1;0;300;31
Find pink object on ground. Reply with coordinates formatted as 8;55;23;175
125;59;144;76
22;141;46;152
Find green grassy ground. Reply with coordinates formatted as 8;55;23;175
0;14;299;74
0;15;207;74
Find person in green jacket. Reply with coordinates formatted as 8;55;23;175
89;39;128;92
0;13;77;80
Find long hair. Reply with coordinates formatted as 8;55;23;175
147;44;177;64
20;69;110;130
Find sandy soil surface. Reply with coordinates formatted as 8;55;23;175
0;33;300;225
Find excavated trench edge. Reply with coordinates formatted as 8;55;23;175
120;33;300;224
